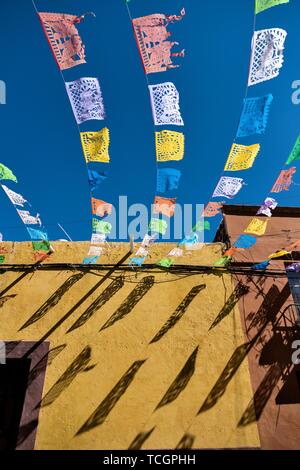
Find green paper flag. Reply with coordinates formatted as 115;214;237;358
92;218;112;234
32;240;51;252
286;135;300;165
157;258;173;268
0;163;17;183
192;220;211;232
255;0;289;15
149;218;168;235
214;256;232;267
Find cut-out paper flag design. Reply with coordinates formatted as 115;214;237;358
16;210;41;225
88;169;107;191
32;240;51;252
248;28;287;86
286;136;300;165
157;168;181;193
27;228;48;241
88;246;104;257
142;234;157;247
83;256;99;265
132;9;185;74
1;185;26;206
136;247;149;257
244;218;268;236
149;218;168;235
268;250;290;259
212;177;244;199
168;248;183;257
34;251;51;263
0;164;17;183
255;0;289;15
153;196;176;218
257;197;278;217
286;263;300;272
80;128;110;163
149;82;184;126
66;77;105;124
234;234;257;249
253;260;270;270
224;247;245;257
179;233;198;247
155;131;184;161
192;221;210;232
129;257;146;267
91;198;112;217
203;202;223;218
271;167;296;193
91;233;106;244
38;12;91;71
157;258;173;268
92;219;112;234
214;256;231;267
224;143;260;171
237;94;273;137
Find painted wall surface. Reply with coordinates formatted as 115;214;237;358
0;242;259;450
222;207;300;450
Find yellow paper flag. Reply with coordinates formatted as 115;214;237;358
224;144;260;171
155;130;184;162
268;250;291;259
80;128;110;163
244;218;268;236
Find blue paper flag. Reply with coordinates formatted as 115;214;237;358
157;168;181;193
83;256;99;265
129;257;145;267
234;234;257;249
88;170;108;191
27;228;48;241
253;260;270;270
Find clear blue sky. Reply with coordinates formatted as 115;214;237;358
0;0;298;242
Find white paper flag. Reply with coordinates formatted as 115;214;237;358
2;185;27;207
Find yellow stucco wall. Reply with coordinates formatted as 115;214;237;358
0;242;260;449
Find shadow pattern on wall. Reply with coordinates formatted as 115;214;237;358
39;346;96;408
27;344;67;388
150;285;206;344
199;282;292;415
0;294;16;308
99;277;155;331
76;360;146;435
209;282;249;330
128;427;155;450
20;272;85;330
176;433;195;449
155;346;199;410
67;276;124;333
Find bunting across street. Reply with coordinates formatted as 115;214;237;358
0;163;52;262
35;7;113;264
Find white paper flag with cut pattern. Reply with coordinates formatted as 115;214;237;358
248;28;287;86
1;185;27;207
16;210;41;225
142;234;158;247
149;82;184;126
212;177;244;199
91;233;106;245
88;246;104;257
136;247;149;257
168;248;183;257
66;77;105;124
